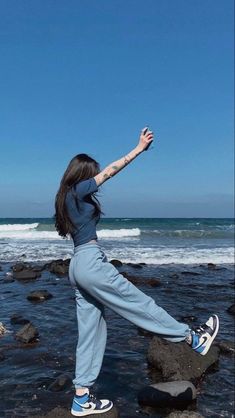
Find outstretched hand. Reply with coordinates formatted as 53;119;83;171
138;127;154;151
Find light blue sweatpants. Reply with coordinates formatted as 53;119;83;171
68;242;190;389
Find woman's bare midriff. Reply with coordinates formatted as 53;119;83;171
87;239;98;244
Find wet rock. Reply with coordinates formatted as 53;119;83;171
207;263;216;269
138;380;197;408
145;278;161;287
15;322;39;343
215;340;235;356
227;304;235;316
33;406;119;418
0;322;7;336
47;373;72;391
13;270;40;281
126;262;143;269
166;411;204;418
27;290;53;302
10;314;30;325
47;259;70;276
147;336;219;381
12;262;27;272
122;272;161;287
110;259;123;268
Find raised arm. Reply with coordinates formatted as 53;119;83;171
94;127;154;187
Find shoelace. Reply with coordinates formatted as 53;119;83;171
192;324;206;335
89;394;97;403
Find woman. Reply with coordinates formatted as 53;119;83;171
54;127;219;417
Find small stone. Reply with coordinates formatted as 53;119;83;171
13;270;39;281
126;262;143;269
10;314;30;325
27;290;53;302
207;262;216;269
110;259;123;268
145;278;161;287
47;374;72;392
15;322;39;343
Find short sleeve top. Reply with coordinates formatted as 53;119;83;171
65;177;100;246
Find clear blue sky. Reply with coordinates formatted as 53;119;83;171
0;0;234;218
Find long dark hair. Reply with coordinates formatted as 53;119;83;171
54;153;104;238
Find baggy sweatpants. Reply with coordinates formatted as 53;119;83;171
68;242;190;389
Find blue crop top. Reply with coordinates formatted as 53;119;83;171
65;177;100;246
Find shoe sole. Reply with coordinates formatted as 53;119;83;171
71;402;113;416
200;314;219;356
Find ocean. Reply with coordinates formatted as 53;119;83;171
0;217;234;264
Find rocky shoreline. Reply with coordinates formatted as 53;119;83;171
0;258;234;417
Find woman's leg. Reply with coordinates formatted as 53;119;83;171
71;283;107;389
71;247;190;342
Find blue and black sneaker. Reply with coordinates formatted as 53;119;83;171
71;390;113;416
188;314;219;355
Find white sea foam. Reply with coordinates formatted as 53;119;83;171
98;228;140;238
0;227;140;240
0;241;234;264
0;223;39;232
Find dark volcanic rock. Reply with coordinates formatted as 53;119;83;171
47;374;72;392
10;314;30;325
27;290;53;302
33;406;119;418
126;262;143;269
122;272;161;287
12;262;27;272
145;278;161;287
15;322;39;343
110;259;123;267
147;336;219;381
138;380;197;408
227;303;235;316
215;340;235;356
47;259;70;276
13;270;40;281
166;412;204;418
207;263;216;269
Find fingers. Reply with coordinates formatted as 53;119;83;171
141;127;153;137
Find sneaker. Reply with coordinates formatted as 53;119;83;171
188;314;219;356
71;390;113;416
